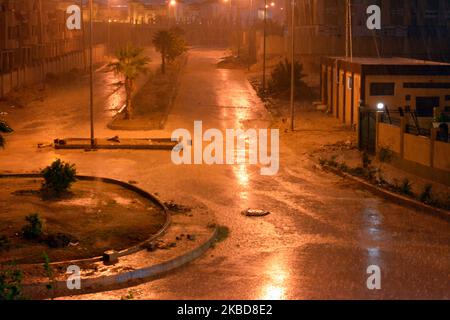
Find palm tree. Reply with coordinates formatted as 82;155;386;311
0;120;13;148
152;30;174;75
107;45;150;119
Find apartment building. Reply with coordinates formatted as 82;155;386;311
0;0;83;73
288;0;450;62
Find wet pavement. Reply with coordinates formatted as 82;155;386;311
0;48;449;299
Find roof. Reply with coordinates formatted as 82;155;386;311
321;56;450;76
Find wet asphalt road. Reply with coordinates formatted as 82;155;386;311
1;48;449;299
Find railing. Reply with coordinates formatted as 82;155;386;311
379;110;450;143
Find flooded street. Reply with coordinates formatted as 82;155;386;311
62;49;448;299
0;48;449;300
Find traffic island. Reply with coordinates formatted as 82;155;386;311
0;174;217;300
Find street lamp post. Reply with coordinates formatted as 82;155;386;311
169;0;176;27
262;0;267;93
89;0;95;148
107;0;111;53
37;0;45;89
290;0;295;131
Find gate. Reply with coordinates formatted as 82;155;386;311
359;109;376;154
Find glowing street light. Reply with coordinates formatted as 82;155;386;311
377;103;385;111
170;0;176;6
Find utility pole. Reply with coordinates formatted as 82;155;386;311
80;0;87;70
247;0;253;71
89;0;95;148
107;0;111;54
262;0;267;93
37;0;45;89
290;0;295;131
348;0;353;60
345;0;353;59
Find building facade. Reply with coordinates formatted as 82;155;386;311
289;0;450;63
0;0;83;73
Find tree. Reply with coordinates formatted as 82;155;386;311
153;29;187;74
267;59;308;97
108;45;150;119
0;120;13;148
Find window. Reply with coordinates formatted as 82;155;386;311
404;83;450;89
416;97;440;117
370;83;395;96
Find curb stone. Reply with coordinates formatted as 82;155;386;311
25;227;218;299
321;164;450;222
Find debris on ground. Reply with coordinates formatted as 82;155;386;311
107;136;120;143
187;234;196;241
37;143;53;149
164;200;192;213
128;180;138;185
241;209;271;217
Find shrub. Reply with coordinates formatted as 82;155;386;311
41;159;77;196
362;152;372;169
22;213;43;240
328;155;338;167
0;120;13;149
378;146;394;163
0;235;10;252
349;167;365;177
267;59;310;98
0;264;24;300
45;233;74;248
419;184;433;203
338;162;349;172
43;252;56;299
399;178;413;196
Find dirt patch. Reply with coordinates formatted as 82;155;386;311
0;178;166;264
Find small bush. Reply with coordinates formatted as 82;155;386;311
349;167;365;177
43;252;56;299
0;264;24;300
22;213;43;240
399;178;413;196
0;235;10;252
338;162;349;172
328;155;338;167
419;184;433;203
362;152;372;169
41;159;77;196
378;146;394;163
45;233;75;248
0;120;13;149
267;59;312;99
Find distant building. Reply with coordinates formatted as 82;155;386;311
321;57;450;126
0;0;83;72
288;0;450;63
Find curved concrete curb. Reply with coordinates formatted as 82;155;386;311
0;173;171;266
25;227;218;299
321;165;450;221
